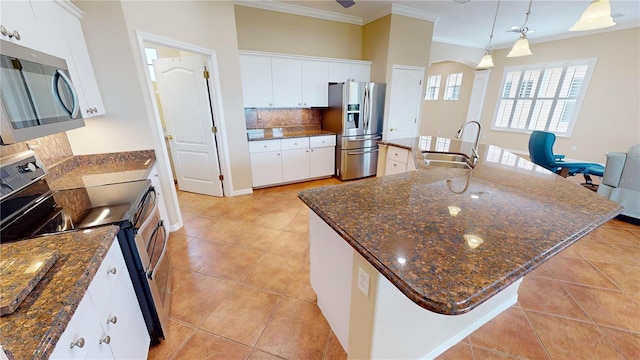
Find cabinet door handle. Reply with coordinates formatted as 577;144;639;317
70;338;85;349
99;335;111;345
107;316;118;324
107;267;117;275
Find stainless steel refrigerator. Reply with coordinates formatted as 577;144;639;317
322;82;386;180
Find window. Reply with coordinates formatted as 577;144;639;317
444;73;463;100
145;47;158;81
493;58;596;137
425;75;441;100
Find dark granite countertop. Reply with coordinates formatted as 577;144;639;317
46;150;156;190
0;226;119;360
299;136;622;315
247;128;336;141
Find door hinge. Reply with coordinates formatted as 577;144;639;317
203;68;210;79
211;126;217;133
218;174;224;181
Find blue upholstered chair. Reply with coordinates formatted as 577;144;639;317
528;130;604;189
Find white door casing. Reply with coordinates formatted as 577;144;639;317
386;66;425;141
153;56;223;197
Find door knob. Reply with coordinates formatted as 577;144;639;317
389;128;396;131
165;135;174;140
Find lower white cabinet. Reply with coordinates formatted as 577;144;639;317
383;145;417;176
249;135;336;188
50;239;149;360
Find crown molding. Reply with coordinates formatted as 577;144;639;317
234;1;363;25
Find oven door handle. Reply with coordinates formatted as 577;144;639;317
147;220;168;280
136;189;158;232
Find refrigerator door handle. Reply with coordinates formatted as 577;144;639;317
347;149;379;155
363;85;370;131
347;135;382;142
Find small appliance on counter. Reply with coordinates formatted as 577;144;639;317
322;82;386;180
0;151;170;345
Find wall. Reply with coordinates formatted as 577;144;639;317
65;1;153;155
429;41;484;68
480;27;640;162
70;0;252;196
234;5;362;59
420;62;476;138
362;15;391;83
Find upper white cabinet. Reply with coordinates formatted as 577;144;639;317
302;60;329;107
239;51;370;108
0;1;68;58
272;58;303;107
58;3;105;118
239;55;274;108
0;0;105;118
328;62;371;83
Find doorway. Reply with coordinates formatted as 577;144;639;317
142;39;225;197
385;65;425;141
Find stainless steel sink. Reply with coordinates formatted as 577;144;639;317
421;151;474;169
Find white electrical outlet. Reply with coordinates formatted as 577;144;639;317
357;266;370;297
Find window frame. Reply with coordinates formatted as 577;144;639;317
491;57;597;137
425;75;442;100
444;72;463;101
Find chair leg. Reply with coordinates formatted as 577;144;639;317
581;173;599;191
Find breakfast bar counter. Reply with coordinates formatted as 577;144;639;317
298;137;622;359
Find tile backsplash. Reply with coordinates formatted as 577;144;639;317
245;108;322;132
0;132;74;169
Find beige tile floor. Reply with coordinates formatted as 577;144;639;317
148;178;640;360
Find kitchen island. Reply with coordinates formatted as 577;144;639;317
298;137;622;359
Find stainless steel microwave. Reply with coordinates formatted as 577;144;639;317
0;40;84;145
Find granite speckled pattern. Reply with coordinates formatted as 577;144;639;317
0;251;59;316
0;226;119;360
299;137;622;315
46;150;155;190
245;108;322;131
247;128;336;141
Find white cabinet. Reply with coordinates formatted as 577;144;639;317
309;135;336;178
301;60;329;107
50;239;150;360
148;165;169;226
249;135;335;188
0;1;43;51
383;145;416;176
58;4;105;118
328;62;371;82
272;58;303;107
249;140;283;187
239;52;369;108
282;137;311;182
239;55;274;108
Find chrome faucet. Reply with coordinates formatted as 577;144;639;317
455;121;482;164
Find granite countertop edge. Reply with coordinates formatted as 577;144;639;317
247;129;336;141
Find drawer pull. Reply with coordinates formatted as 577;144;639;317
100;335;111;345
107;316;118;324
107;267;117;275
70;338;85;349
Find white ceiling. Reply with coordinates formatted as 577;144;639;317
240;0;640;49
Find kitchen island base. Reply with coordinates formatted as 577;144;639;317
309;211;522;359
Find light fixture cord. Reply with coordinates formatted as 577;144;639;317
519;0;533;35
485;0;501;50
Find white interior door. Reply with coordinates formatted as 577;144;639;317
386;66;425;141
154;56;223;197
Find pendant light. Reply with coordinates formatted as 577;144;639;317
507;0;533;58
477;0;501;69
569;0;616;31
